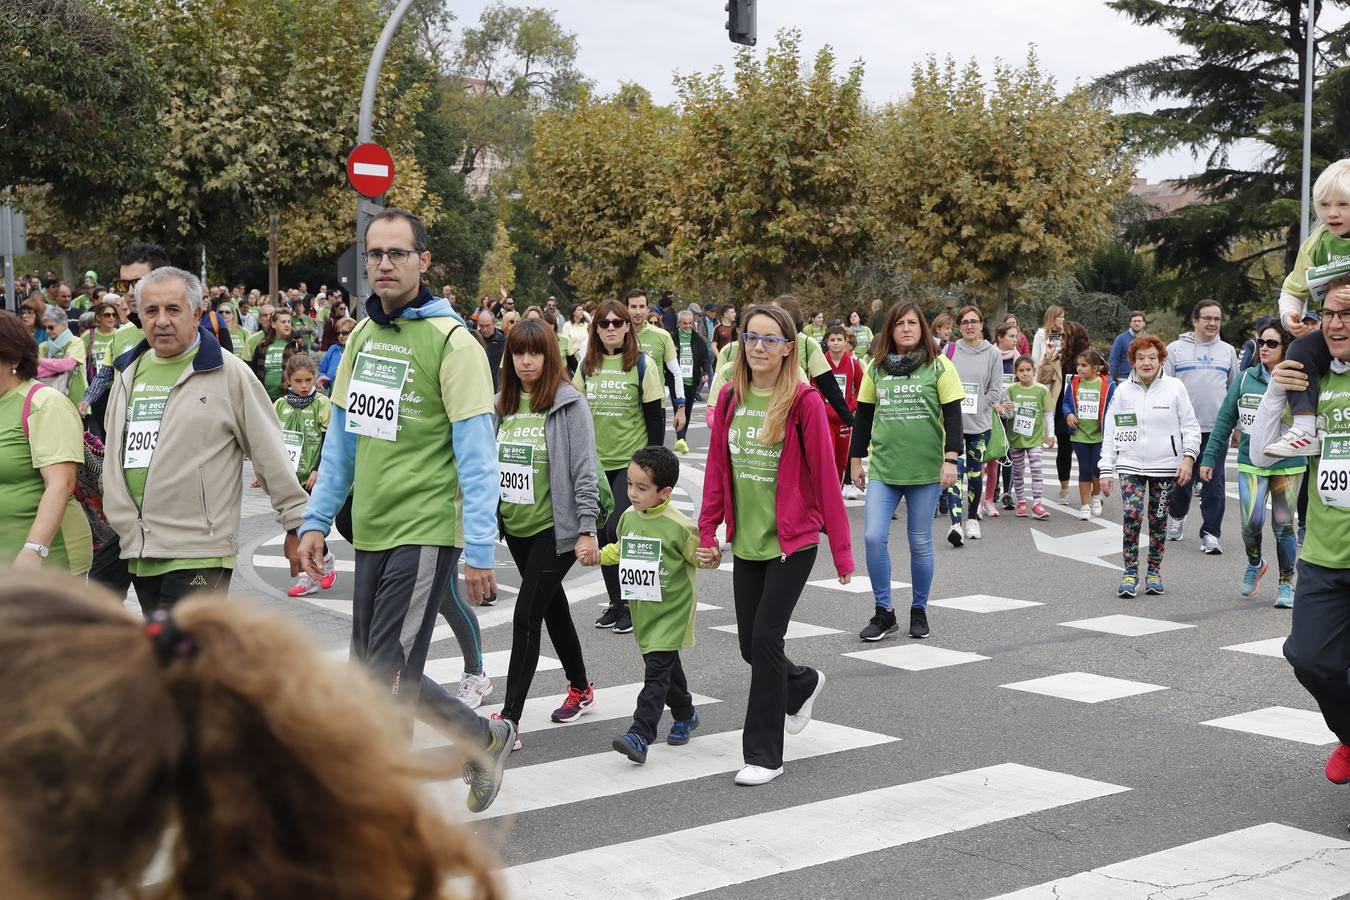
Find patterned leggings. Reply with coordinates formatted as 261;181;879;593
946;431;990;524
1121;475;1173;576
1008;447;1044;502
1237;470;1302;583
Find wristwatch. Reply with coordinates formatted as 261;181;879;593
22;542;49;558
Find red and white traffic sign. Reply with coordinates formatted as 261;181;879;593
346;143;395;198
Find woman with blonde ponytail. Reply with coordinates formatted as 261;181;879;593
698;304;854;788
0;574;501;900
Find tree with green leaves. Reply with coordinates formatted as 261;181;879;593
1095;0;1350;307
523;84;676;298
666;30;871;298
872;50;1134;319
1;0;163;217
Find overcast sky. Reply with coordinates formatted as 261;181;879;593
446;0;1258;180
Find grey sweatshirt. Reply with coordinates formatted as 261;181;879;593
950;339;1006;434
494;381;600;554
1163;332;1238;430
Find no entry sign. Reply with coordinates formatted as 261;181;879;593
347;143;395;198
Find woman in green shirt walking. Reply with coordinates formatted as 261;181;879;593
847;309;873;356
576;300;666;636
496;320;601;740
251;309;304;401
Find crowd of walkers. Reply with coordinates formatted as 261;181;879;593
6;160;1350;891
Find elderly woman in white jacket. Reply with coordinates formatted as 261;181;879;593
1100;334;1201;598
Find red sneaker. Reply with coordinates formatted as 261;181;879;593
550;683;596;723
1326;743;1350;784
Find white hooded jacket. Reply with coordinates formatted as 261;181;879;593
1100;372;1202;479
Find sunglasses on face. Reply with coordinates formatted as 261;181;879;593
338;329;354;336
117;277;142;293
596;318;626;330
1256;338;1283;349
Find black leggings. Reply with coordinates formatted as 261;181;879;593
1054;385;1073;483
1285;332;1331;415
600;466;634;610
733;547;820;770
501;528;588;723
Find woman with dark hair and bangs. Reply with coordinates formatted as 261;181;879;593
576;299;666;636
493;319;603;743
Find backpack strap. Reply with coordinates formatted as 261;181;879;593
21;383;46;440
637;351;647;385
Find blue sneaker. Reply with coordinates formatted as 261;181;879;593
1118;573;1138;598
1240;560;1268;597
667;710;700;746
1145;574;1165;595
1275;584;1294;609
612;731;648;764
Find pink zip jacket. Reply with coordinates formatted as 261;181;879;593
700;381;854;576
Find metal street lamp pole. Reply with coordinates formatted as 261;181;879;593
354;0;417;308
1300;0;1317;244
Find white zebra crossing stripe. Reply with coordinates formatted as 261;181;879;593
436;720;897;821
500;763;1128;897
986;822;1350;898
422;651;558;686
1202;706;1337;745
412;682;722;749
1223;637;1286;658
253;555;356;572
709;620;842;639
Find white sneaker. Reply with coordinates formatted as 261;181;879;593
1264;424;1320;458
287;573;319;597
842;484;861;501
1090;496;1103;516
785;671;825;735
1200;533;1223;555
966;519;982;540
456;671;494;709
1166;516;1184;541
735;764;784;786
1078;505;1091;521
947;522;965;548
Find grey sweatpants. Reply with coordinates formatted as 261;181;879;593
351;544;489;746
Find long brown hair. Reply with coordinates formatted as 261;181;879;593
731;304;800;445
582;299;639;377
0;575;499;900
869;302;936;366
498;318;567;415
1060;320;1090;378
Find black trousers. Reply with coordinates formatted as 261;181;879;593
89;535;131;599
630;650;695;742
601;465;633;611
1285;560;1350;745
501;529;588;723
1285;332;1331;415
733;547;820;769
1054;385;1073;483
131;565;232;617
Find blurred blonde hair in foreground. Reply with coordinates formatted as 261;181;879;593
0;573;501;900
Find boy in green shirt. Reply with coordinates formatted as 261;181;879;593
598;446;702;764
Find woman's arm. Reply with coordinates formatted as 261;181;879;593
18;461;77;565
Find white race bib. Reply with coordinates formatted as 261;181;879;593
344;352;406;442
124;396;165;469
1318;435;1350;509
1113;412;1139;445
618;536;662;602
283;430;304;471
498;442;534;505
1077;390;1100;420
961;382;979;414
1238;393;1260;431
1013;405;1037;437
834;372;847;393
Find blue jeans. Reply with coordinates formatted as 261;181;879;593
864;480;942;611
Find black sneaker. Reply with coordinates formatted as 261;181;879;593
482;591;498;606
859;606;899;642
1000;491;1015;510
613;608;633;634
909;608;930;639
595;605;620;628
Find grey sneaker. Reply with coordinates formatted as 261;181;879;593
1200;533;1223;555
464;716;516;814
1166;516;1184;542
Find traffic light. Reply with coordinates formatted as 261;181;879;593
725;0;756;46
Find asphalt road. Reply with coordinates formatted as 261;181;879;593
233;412;1350;899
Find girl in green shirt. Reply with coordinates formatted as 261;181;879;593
273;355;335;598
847;309;874;355
251;309;303;401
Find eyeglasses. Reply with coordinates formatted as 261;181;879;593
1196;315;1222;323
596;318;627;330
742;332;790;349
1323;308;1350;324
338;329;354;337
959;318;982;327
363;248;417;266
98;311;117;318
117;277;142;293
1256;338;1283;349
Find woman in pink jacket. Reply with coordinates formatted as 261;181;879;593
697;304;854;787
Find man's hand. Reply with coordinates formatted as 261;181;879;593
850;458;867;491
1271;359;1309;393
297;531;325;581
1199;465;1214;482
463;564;497;605
674;405;687;433
77;400;90;417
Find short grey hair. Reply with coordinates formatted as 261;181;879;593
41;307;66;328
134;266;202;311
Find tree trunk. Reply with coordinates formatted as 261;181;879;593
268;211;279;302
59;249;75;285
767;264;791;298
993;278;1011;324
